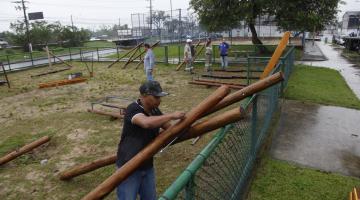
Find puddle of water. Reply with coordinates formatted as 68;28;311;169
271;100;360;177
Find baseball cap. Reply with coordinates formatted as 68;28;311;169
186;39;192;43
139;81;169;97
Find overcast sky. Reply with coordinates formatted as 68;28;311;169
0;0;359;32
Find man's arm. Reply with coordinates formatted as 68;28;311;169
132;111;185;129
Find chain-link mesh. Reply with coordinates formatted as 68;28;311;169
159;46;295;200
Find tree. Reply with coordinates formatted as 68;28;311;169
190;0;341;51
149;11;170;38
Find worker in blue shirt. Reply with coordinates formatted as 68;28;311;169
144;43;155;80
219;39;229;70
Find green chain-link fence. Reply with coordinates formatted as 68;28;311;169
159;46;295;200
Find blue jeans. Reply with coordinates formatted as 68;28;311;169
220;55;228;69
146;69;153;81
116;167;156;200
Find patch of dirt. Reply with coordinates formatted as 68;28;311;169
25;171;46;181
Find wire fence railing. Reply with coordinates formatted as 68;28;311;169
158;46;295;200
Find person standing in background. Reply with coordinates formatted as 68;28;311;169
144;43;155;80
219;39;229;70
204;38;212;72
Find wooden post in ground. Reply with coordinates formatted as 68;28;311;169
122;44;144;69
81;85;230;200
45;46;52;68
0;62;10;88
107;42;144;68
0;136;50;165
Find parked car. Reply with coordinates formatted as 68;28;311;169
0;38;9;48
332;34;345;45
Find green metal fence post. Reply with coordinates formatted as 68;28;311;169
80;48;83;61
185;177;195;200
250;95;258;155
6;55;11;71
30;51;34;66
116;47;119;59
246;58;250;85
178;45;181;64
69;48;72;61
164;46;169;65
97;47;100;62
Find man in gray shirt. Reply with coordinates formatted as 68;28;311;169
144;43;155;81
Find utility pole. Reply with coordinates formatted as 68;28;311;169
148;0;153;37
13;0;31;52
71;15;75;32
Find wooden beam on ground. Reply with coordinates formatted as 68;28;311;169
201;74;259;79
260;31;290;79
31;67;71;78
59;154;117;180
176;41;202;71
44;48;75;68
0;136;50;165
38;77;87;89
82;85;230;200
189;80;245;90
213;69;263;73
87;109;124;119
107;42;144;68
0;62;10;88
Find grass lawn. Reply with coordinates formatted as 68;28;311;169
284;65;360;109
247;157;360;200
0;61;248;199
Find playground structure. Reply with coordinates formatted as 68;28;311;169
0;61;10;88
87;96;131;119
107;41;161;69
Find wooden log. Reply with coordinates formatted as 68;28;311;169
122;42;148;69
206;72;284;116
87;109;124;119
192;79;246;87
107;42;144;68
260;31;290;79
60;154;117;180
201;74;259;79
45;48;75;68
188;80;244;90
81;85;230;200
38;77;87;89
0;136;50;165
213;69;263;73
31;67;71;78
176;106;246;143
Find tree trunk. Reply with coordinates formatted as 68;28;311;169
248;23;269;54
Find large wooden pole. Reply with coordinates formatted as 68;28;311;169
82;85;230;200
260;31;290;79
206;72;284;116
0;136;50;165
60;154;117;180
